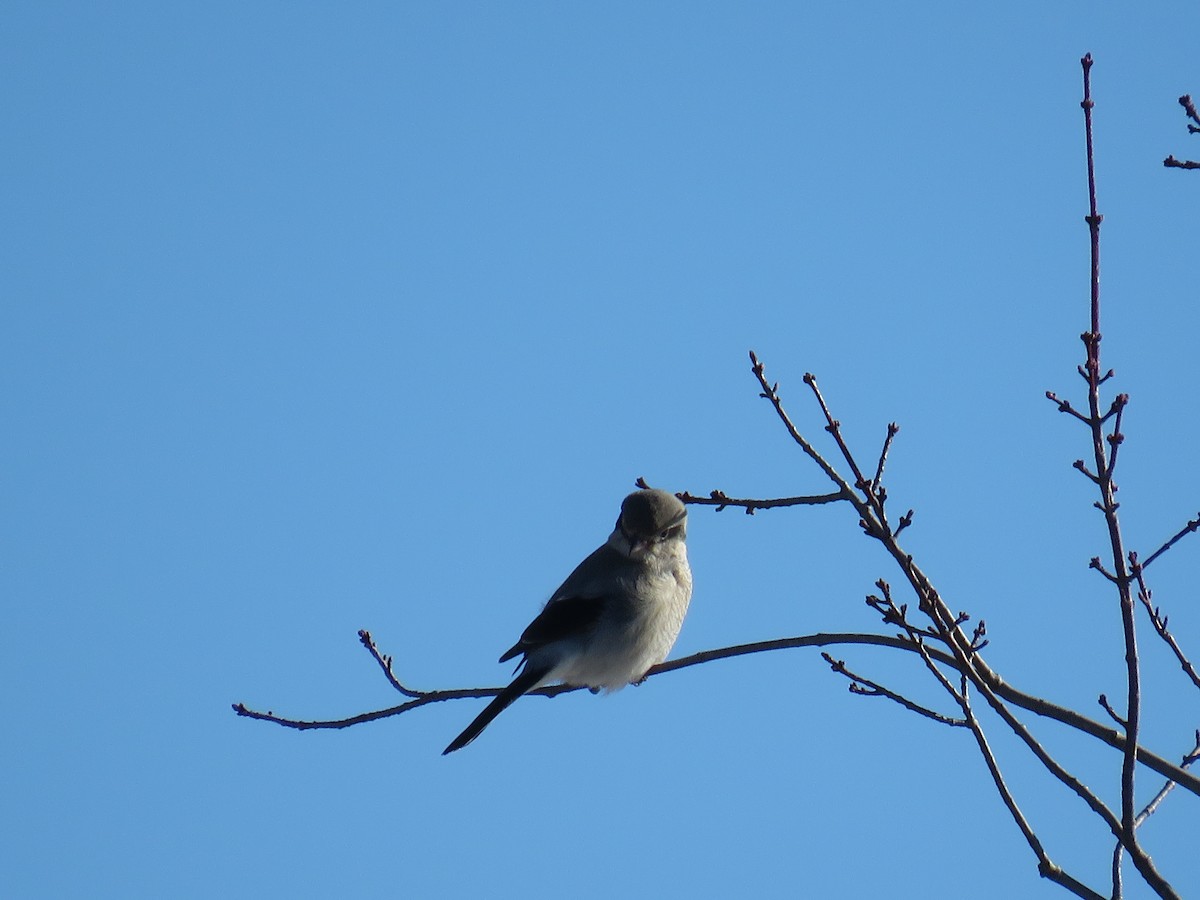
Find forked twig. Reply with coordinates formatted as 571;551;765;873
1163;94;1199;169
1142;512;1200;570
1130;559;1200;691
822;652;967;727
1113;731;1200;898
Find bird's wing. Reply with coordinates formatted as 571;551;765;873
497;544;621;663
498;594;607;663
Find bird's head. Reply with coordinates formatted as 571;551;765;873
611;488;688;560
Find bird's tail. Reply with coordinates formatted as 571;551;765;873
442;663;551;755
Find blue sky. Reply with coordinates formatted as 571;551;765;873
4;3;1198;898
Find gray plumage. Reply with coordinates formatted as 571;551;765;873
443;489;692;754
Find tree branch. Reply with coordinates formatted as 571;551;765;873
959;680;1106;900
821;651;967;728
232;628;1200;798
638;479;845;514
1141;512;1200;570
1113;731;1200;899
1080;55;1151;886
1163;94;1199;169
1130;559;1200;692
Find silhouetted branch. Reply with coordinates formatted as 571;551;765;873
233;625;1200;801
803;372;872;493
1046;390;1093;424
642;479;846;514
747;351;861;507
871;423;900;493
822;651;967;727
1130;557;1200;691
1137;731;1200;827
1142;512;1200;570
1163;94;1199;169
359;629;422;698
1181;94;1200;128
1062;54;1172;896
960;680;1106;900
1113;731;1200;898
1099;693;1126;728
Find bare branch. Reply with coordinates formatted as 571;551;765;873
1163;94;1199;168
866;580;970;710
736;366;1106;849
871;422;900;494
960;682;1106;900
667;486;845;514
924;589;1124;855
1135;731;1200;828
1074;458;1101;484
1074;55;1173;896
1181;94;1200;128
1089;557;1118;582
970;619;989;653
791;348;1174;884
232;628;1200;799
1106;396;1128;474
1131;559;1200;691
802;372;872;495
1099;693;1126;729
1141;512;1200;570
359;629;423;699
1114;731;1200;898
821;652;967;728
747;351;862;511
1046;390;1093;424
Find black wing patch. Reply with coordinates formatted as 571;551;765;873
498;595;607;663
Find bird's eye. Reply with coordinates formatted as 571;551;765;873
659;529;671;541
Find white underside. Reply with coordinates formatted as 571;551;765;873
533;543;692;692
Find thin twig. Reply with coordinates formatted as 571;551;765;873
1130;557;1200;691
1141;512;1200;570
871;423;900;494
1106;397;1128;475
747;351;863;515
1135;731;1200;827
1074;55;1172;896
1046;390;1094;424
821;652;967;727
359;629;423;698
867;581;964;704
665;485;845;514
960;681;1106;900
1113;731;1200;898
1181;94;1200;127
802;372;872;494
1163;95;1199;169
925;587;1123;846
1099;693;1126;728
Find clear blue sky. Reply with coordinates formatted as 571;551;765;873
4;4;1198;898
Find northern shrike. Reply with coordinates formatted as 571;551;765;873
443;488;692;754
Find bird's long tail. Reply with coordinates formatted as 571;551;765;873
442;663;551;755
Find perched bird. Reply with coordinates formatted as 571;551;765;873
443;488;693;754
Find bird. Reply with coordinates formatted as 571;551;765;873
443;488;693;754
